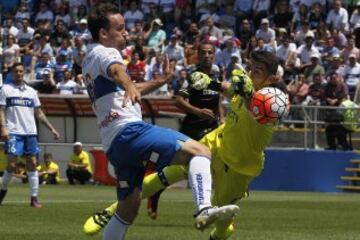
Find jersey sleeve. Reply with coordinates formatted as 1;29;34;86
0;87;6;106
33;91;41;108
99;47;124;79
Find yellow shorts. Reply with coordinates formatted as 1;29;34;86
200;126;254;207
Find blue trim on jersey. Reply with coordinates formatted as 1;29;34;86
6;97;35;108
93;75;124;100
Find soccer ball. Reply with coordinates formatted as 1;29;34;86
249;87;290;125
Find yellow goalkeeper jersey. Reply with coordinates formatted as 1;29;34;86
37;161;61;182
204;96;274;177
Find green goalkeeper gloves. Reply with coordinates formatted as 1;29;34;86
189;71;213;90
229;69;254;99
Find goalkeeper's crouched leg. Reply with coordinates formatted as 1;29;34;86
83;165;188;235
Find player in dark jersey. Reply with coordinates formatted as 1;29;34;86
176;41;224;141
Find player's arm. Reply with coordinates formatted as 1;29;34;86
0;106;9;141
108;63;141;107
134;54;173;95
34;108;60;139
174;92;215;119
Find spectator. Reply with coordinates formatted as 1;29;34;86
171;68;188;95
66;142;92;185
218;3;236;30
50;20;71;48
341;36;359;62
326;0;349;32
54;50;72;82
177;4;196;31
2;34;20;78
54;2;71;27
253;0;271;29
37;153;60;185
297;31;320;64
72;37;87;76
273;1;293;30
276;35;297;65
159;0;176;23
254;38;274;52
75;19;92;44
199;16;223;41
199;3;220;25
219;38;241;70
127;51;146;83
238;19;253;50
321;36;340;68
287;73;310;104
343;54;360;99
145;18;166;52
331;28;347;50
128;20;145;44
164;34;185;66
34;69;55;94
304;52;325;83
308;3;326;30
74;74;87;94
124;1;144;31
294;21;312;45
33;52;55;81
255;18;276;49
324;72;350;150
35;1;54;30
325;53;345;80
2;17;19;44
233;0;253;21
225;53;242;81
56;69;77;95
14;2;31;28
291;4;309;33
303;73;326;106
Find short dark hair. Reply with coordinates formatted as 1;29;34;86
251;51;278;75
198;40;215;53
88;3;119;42
44;153;53;159
12;62;25;70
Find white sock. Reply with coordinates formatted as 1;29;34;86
188;155;212;212
1;170;12;190
103;213;130;240
27;171;39;197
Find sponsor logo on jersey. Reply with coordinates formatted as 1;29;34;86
99;111;120;128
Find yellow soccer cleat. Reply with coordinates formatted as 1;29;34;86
83;209;113;235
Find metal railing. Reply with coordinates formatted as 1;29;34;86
280;104;360;149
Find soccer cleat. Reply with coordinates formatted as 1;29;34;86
194;205;239;231
30;196;43;208
83;210;112;235
0;189;7;205
147;189;164;220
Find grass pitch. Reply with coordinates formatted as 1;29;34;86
0;184;360;240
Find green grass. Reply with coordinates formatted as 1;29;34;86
1;184;360;240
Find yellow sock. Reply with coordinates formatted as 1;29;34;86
107;165;188;213
142;165;187;198
211;222;234;240
105;202;118;215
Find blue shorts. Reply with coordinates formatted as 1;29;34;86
106;121;189;200
4;134;40;157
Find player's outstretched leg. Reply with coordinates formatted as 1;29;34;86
83;165;187;235
147;189;164;219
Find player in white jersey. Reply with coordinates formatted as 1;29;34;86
84;3;239;240
0;63;60;208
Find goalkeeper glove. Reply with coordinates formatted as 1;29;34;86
189;71;213;90
229;69;254;99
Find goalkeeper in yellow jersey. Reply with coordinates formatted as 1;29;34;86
83;50;283;240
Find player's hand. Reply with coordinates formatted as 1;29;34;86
196;108;215;119
1;127;9;141
190;72;212;90
52;129;60;140
231;69;254;99
162;54;173;81
122;84;141;107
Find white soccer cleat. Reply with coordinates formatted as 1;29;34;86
194;205;240;231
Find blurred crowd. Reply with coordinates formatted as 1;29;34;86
0;0;360;106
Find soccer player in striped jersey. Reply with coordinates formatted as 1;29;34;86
82;3;239;240
0;63;60;208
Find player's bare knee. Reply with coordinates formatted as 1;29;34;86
188;140;211;158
